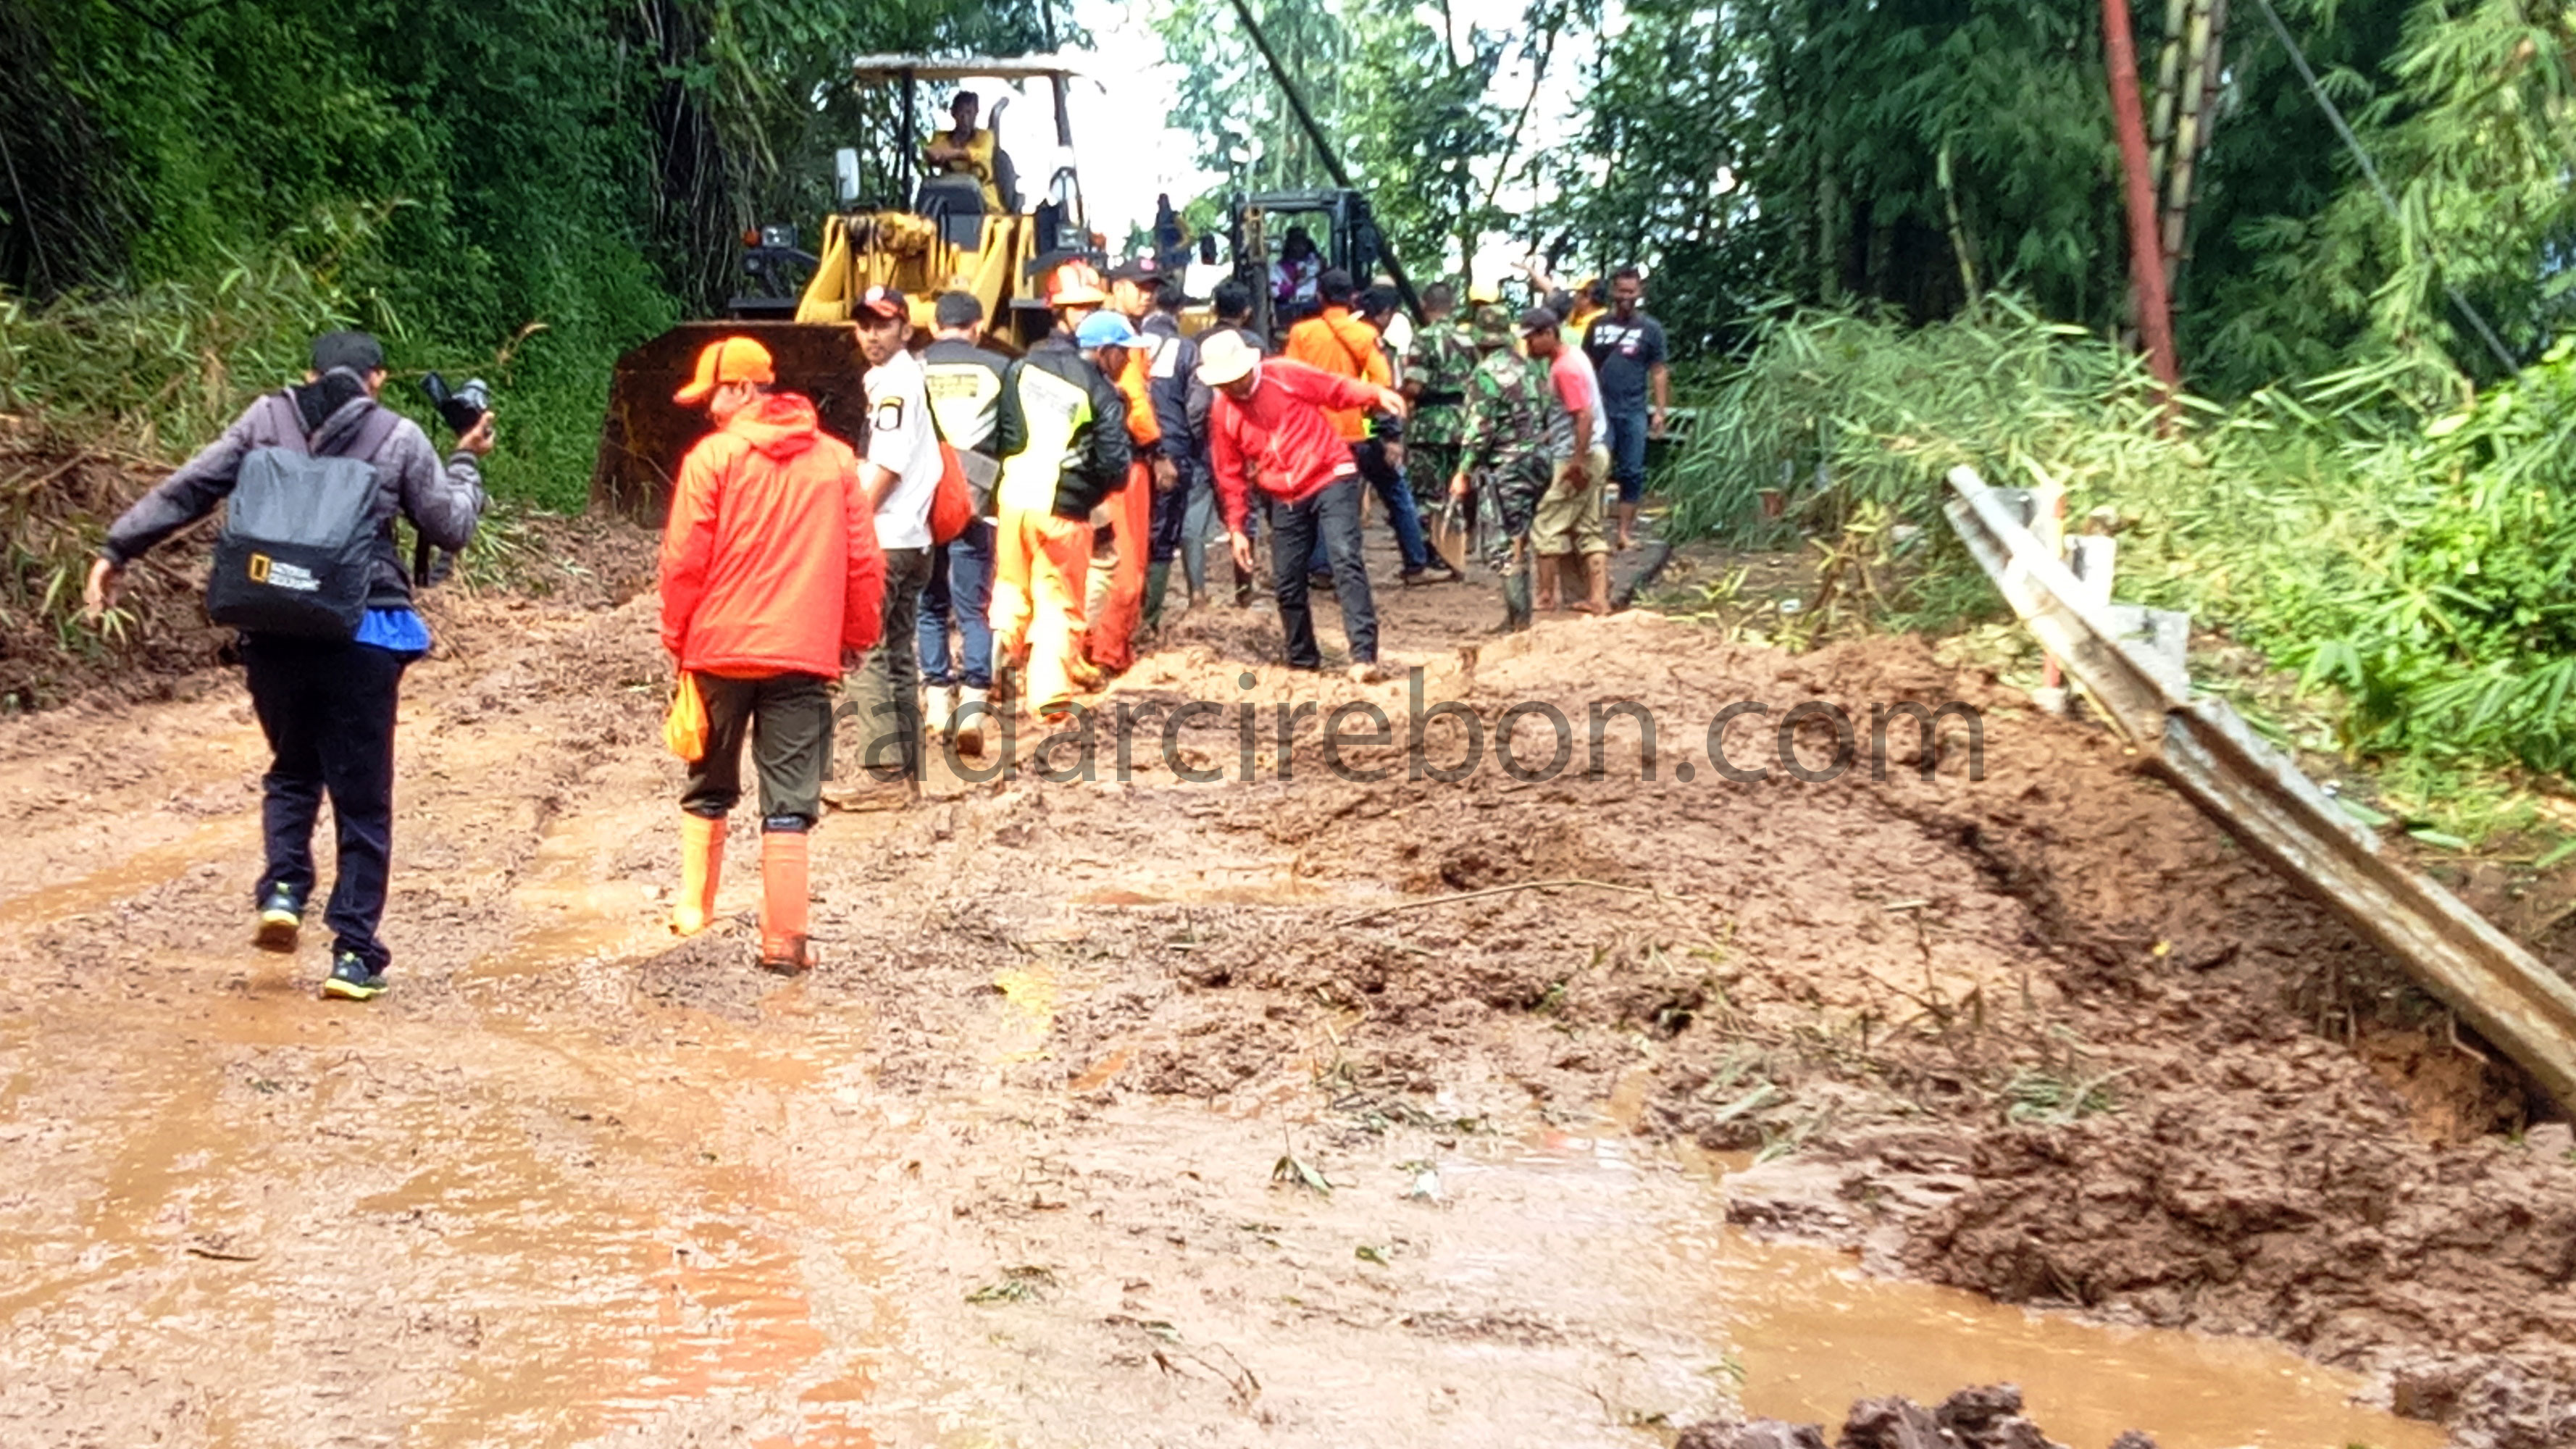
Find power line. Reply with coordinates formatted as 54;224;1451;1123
2247;0;2518;372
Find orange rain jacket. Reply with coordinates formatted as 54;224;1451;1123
1283;305;1390;441
659;392;885;679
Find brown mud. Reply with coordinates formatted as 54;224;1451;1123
0;517;2559;1446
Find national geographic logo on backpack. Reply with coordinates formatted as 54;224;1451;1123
245;553;322;593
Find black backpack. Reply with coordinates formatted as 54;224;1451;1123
205;393;398;638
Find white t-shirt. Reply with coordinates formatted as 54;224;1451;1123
1379;311;1414;377
864;348;942;550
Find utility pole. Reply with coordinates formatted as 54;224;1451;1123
1223;0;1424;320
2102;0;2183;409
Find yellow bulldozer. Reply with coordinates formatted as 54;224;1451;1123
592;54;1099;524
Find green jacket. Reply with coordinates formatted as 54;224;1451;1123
1458;348;1552;478
1401;318;1475;448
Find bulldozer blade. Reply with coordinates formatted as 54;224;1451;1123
592;320;871;526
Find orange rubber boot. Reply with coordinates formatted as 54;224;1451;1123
672;813;724;936
758;829;813;973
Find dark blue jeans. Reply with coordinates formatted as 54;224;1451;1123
243;634;407;972
1273;475;1377;668
916;519;994;690
1605;406;1652;505
1308;440;1431;575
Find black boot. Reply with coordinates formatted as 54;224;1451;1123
1501;569;1534;632
1145;561;1172;630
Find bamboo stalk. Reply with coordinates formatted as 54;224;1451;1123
2159;0;2223;291
2149;0;2192;186
1938;139;1981;310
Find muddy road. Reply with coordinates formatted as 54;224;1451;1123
0;522;2562;1448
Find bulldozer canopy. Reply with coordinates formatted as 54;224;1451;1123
848;54;1084;83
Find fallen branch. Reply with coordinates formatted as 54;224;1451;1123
1335;877;1657;926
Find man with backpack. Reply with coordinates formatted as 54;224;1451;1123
660;334;884;974
83;330;490;1001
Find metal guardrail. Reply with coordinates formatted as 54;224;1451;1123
1945;465;2576;1108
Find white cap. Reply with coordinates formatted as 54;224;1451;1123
1196;329;1260;388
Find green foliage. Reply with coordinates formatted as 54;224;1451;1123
1665;301;2576;777
2303;342;2576;770
1152;0;1557;277
2210;0;2576;388
0;0;1048;511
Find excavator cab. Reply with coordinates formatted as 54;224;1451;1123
594;54;1095;524
1221;188;1393;344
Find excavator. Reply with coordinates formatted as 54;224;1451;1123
592;53;1098;523
593;30;1421;526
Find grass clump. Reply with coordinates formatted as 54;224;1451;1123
1662;300;2575;798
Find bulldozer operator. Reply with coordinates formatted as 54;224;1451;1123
922;90;1003;214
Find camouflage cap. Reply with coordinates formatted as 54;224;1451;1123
1471;304;1517;348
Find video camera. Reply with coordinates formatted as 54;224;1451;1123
420;372;493;435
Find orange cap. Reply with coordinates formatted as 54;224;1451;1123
674;336;776;405
1043;260;1108;308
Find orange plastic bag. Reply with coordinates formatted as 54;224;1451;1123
928;441;974;545
663;670;708;761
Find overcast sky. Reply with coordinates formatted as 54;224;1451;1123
1063;0;1599;289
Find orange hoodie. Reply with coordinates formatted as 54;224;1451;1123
660;392;885;679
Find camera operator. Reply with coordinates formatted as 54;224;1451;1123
83;330;493;1002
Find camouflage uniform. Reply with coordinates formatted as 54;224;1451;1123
1402;314;1475;504
1456;306;1554;627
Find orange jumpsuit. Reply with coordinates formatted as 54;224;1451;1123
987;336;1132;717
1087;344;1160;675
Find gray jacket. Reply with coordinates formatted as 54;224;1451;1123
104;385;486;611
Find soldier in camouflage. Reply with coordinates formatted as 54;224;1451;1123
1400;282;1473;509
1447;304;1555;630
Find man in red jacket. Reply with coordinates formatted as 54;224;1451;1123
1201;330;1407;680
658;335;885;974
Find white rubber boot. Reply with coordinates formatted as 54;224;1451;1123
924;683;955;741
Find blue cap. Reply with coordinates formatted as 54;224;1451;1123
1074;312;1142;348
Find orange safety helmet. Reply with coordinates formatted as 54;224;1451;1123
1041;259;1109;308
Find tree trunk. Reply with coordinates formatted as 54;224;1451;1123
2102;0;2182;404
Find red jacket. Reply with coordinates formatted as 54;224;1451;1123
1207;358;1385;533
660;392;884;678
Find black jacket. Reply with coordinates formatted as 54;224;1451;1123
995;333;1132;521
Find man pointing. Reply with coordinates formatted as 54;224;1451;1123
1200;330;1408;682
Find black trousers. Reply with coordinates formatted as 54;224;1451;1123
1270;475;1377;669
243;634;408;971
687;672;834;829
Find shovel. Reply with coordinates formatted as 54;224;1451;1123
1431;496;1469;574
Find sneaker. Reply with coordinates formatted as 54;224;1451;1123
1401;561;1464;586
319;951;387;1001
254;885;304;954
1347;660;1392;685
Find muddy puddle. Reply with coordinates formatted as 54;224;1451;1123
1712;1232;2441;1448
